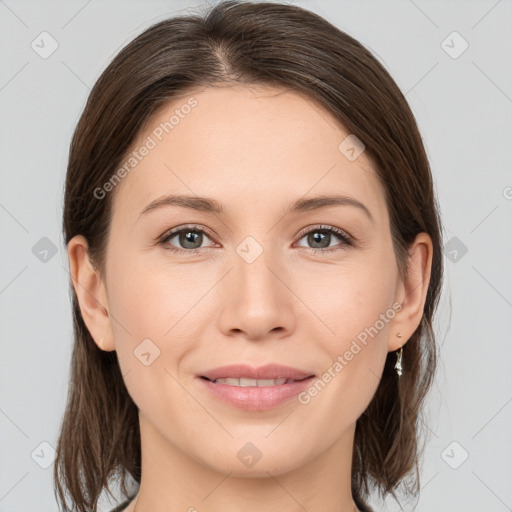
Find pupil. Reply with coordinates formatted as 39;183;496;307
310;231;329;248
181;231;201;248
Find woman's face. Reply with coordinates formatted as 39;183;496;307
86;85;422;477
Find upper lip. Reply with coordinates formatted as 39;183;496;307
199;364;315;381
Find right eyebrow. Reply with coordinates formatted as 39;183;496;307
138;195;224;219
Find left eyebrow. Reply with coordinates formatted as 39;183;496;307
287;194;373;222
137;193;373;222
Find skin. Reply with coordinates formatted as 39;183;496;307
68;85;432;512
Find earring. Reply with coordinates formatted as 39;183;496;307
394;343;403;377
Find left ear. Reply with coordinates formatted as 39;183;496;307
389;232;433;352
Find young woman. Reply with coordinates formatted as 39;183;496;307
54;2;443;511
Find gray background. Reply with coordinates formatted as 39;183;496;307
1;0;511;511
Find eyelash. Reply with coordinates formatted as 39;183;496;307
157;224;355;256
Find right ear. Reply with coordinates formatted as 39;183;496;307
67;234;115;352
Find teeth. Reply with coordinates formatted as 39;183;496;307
212;377;294;386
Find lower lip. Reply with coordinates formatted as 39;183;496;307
197;376;315;411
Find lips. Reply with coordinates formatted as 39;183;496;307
196;364;316;410
199;363;315;382
197;366;316;411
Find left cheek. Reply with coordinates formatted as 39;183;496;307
325;291;392;354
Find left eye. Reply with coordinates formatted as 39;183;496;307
295;225;353;252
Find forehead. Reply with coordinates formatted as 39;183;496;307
111;84;387;223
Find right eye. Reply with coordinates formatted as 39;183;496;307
158;225;217;254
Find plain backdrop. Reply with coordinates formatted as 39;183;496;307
1;1;511;511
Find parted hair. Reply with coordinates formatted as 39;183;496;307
55;2;444;511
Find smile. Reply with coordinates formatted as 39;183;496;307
201;376;305;386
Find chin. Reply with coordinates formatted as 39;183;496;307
196;440;311;478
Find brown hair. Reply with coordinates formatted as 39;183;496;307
55;1;444;511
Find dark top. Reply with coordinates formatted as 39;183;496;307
108;496;374;511
108;498;134;512
357;500;374;512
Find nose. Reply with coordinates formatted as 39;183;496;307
216;244;297;341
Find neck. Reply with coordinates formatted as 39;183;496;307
126;413;360;512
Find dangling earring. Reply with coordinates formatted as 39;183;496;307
395;332;403;377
